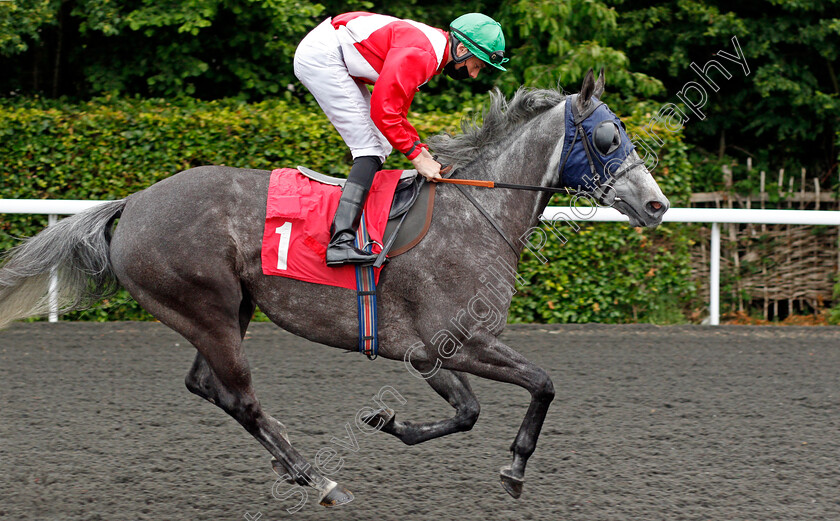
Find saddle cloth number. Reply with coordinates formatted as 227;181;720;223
275;222;292;270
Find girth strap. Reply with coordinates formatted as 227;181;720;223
354;213;379;360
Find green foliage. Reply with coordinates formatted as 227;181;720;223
493;0;665;100
1;0;325;98
611;0;840;178
0;96;328;199
0;94;465;204
510;222;694;324
0;0;56;55
830;272;840;325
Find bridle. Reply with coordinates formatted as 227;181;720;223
440;94;643;258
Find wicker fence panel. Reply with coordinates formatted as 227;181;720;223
689;165;838;318
690;224;838;317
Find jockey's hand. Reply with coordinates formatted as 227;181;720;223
411;148;442;181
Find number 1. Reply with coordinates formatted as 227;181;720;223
275;222;292;270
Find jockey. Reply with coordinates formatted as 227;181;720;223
294;12;508;266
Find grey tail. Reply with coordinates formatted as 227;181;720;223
0;200;127;329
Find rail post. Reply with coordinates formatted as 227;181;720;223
710;222;720;325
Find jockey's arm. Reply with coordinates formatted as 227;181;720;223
370;46;442;180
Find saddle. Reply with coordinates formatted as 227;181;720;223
296;166;436;258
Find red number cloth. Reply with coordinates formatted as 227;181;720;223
261;168;402;289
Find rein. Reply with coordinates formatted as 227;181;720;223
436;177;586;197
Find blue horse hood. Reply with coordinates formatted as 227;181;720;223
559;95;635;192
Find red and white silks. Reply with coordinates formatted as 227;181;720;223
293;13;448;163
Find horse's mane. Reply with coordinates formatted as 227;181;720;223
428;87;567;166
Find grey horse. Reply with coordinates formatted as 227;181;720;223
0;70;669;506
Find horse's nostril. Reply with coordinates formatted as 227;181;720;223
646;200;667;217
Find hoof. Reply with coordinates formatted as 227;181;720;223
360;407;395;432
319;483;354;507
499;466;524;499
270;458;295;484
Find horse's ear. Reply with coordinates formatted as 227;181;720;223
593;67;605;99
577;68;595;112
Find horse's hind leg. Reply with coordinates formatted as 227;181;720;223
181;328;353;507
121;271;352;507
185;352;288;443
364;368;480;445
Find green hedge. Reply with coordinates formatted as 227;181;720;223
512;222;695;323
0;95;695;323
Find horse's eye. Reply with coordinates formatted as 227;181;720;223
593;121;621;155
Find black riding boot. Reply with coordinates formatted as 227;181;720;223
326;156;382;267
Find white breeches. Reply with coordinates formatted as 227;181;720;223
293;18;393;163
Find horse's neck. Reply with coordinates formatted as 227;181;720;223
454;107;565;258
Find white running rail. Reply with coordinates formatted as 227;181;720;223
3;199;840;325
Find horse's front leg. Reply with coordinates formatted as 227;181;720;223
362;368;480;445
440;331;555;498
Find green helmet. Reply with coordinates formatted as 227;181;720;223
449;13;509;71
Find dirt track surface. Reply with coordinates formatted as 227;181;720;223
1;322;838;521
